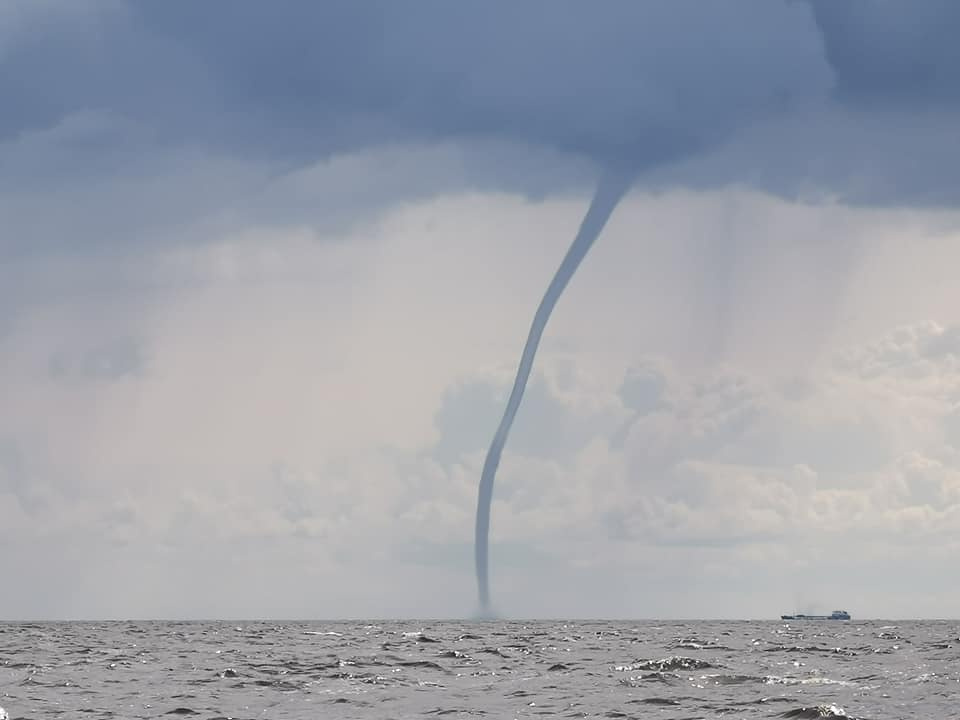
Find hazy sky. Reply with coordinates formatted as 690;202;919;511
2;1;960;620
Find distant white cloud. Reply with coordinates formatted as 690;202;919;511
2;185;959;618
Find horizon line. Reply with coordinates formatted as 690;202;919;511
1;615;953;623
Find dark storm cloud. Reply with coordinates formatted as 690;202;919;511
2;0;960;261
808;0;960;106
137;1;831;165
5;1;828;170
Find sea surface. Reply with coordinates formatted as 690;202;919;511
1;620;958;719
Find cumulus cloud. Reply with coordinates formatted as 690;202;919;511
4;189;958;618
454;321;960;616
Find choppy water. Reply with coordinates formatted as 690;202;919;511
1;620;958;719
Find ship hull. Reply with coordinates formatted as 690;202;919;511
781;612;850;621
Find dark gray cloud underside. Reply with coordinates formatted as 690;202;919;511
808;0;960;105
8;1;827;164
2;0;959;266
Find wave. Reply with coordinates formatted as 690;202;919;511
615;656;714;672
780;704;851;718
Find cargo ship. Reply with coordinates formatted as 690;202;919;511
781;610;851;621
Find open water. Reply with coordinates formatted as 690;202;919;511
1;620;958;719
